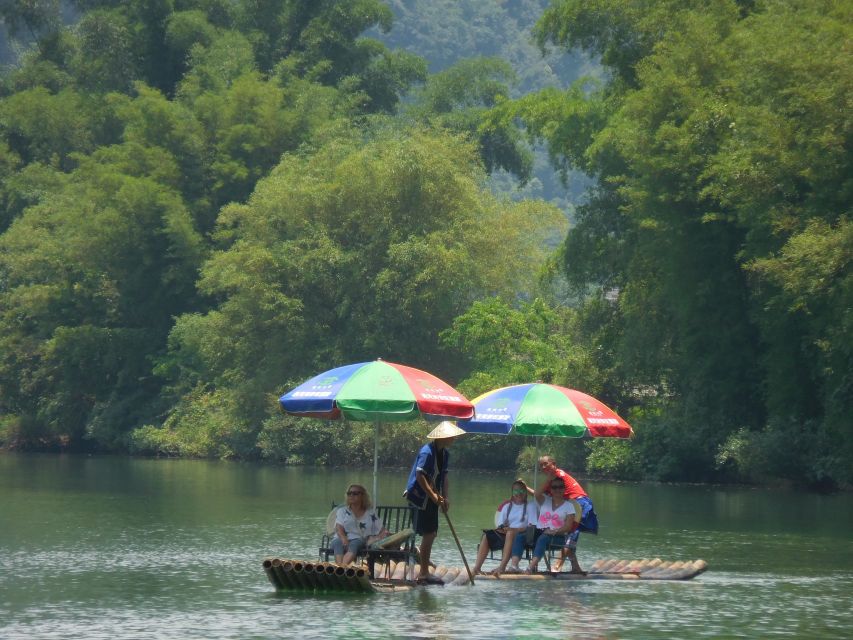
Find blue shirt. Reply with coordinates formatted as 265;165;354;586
404;442;449;509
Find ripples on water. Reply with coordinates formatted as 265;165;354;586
1;456;851;639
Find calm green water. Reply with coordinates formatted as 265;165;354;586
1;454;851;639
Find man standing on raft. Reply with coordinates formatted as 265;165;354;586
534;455;599;573
404;421;465;585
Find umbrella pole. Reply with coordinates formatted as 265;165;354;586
532;436;541;488
373;421;380;504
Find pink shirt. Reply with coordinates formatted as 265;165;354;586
536;496;576;531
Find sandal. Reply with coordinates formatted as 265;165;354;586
416;574;445;586
504;566;520;574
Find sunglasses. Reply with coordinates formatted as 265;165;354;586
550;483;564;489
511;489;526;495
346;490;363;496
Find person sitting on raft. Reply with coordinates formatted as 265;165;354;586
471;479;532;576
516;475;577;574
536;455;598;573
331;484;390;565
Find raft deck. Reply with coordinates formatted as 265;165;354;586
263;557;708;593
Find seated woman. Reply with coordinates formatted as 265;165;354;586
331;484;391;565
511;475;577;574
472;479;532;576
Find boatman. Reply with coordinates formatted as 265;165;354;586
533;455;599;573
403;421;466;585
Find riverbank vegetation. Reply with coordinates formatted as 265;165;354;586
0;1;849;490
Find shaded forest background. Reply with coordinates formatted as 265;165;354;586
0;0;849;490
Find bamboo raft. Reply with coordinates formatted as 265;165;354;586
262;557;708;593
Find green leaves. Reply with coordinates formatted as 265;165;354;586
147;129;564;456
0;137;205;446
0;87;95;167
408;58;533;180
506;0;852;483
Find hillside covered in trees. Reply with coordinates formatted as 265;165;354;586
0;0;849;490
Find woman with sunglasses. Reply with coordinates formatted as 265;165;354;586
514;476;577;574
471;479;532;576
536;455;598;573
331;484;391;565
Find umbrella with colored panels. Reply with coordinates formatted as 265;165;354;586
279;359;473;502
458;382;633;485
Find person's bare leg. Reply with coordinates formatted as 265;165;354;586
525;555;540;574
418;532;436;578
552;547;566;572
566;547;584;573
473;534;490;574
491;530;516;575
342;550;356;565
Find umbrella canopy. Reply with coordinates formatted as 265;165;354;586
279;360;473;421
279;360;473;501
458;383;632;438
458;383;632;487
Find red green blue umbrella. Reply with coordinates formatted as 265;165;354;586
279;360;473;501
458;383;633;438
458;383;632;486
279;360;473;421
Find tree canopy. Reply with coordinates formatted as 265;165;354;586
487;0;851;485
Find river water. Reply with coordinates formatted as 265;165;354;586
1;453;851;639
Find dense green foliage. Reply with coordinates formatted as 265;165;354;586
0;0;432;449
0;1;848;489
484;0;851;486
134;130;563;457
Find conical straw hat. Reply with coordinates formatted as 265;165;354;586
427;421;466;439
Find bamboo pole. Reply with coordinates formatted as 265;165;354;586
321;563;342;591
263;559;282;589
332;564;352;591
354;567;374;593
589;558;607;572
451;568;471;585
441;567;460;583
432;565;449;579
594;558;619;573
442;510;474;585
343;566;360;592
280;560;299;589
391;561;406;581
372;561;388;579
313;563;334;590
303;562;319;590
274;559;295;589
641;561;676;579
291;561;313;590
609;558;628;571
